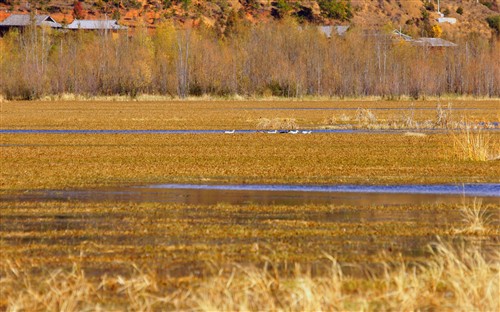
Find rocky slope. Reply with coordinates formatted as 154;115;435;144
0;0;498;38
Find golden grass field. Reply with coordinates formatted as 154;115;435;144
1;99;499;130
0;99;499;310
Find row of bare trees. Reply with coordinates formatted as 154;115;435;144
0;20;498;99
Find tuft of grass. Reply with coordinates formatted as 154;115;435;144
396;104;419;129
455;199;494;235
451;126;499;161
323;114;337;125
435;103;453;128
256;117;299;130
355;108;377;128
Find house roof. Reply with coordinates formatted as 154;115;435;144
391;29;413;41
66;19;127;30
0;14;61;28
318;25;350;38
412;37;457;47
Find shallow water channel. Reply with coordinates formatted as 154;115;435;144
7;183;500;206
1;127;499;135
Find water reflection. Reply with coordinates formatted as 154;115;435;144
5;183;499;206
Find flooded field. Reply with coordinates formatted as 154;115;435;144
4;183;499;206
0;100;499;310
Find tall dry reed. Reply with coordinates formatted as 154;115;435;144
451;127;499;161
1;241;498;311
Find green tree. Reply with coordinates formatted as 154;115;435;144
271;0;292;19
486;15;500;35
318;0;352;21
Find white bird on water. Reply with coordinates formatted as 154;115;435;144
224;130;235;134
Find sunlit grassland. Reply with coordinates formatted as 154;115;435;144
1;100;499;190
1;100;499;130
1;100;499;310
1;201;499;310
1;132;499;190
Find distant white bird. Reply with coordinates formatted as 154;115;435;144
289;130;299;134
267;130;278;134
302;130;312;134
224;130;235;134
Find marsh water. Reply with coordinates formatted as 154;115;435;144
1;127;499;135
5;183;499;206
3;182;499;274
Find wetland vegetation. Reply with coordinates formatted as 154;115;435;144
0;99;499;310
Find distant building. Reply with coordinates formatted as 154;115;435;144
391;29;413;42
436;12;457;25
437;17;457;24
390;29;457;48
318;25;350;38
66;19;127;31
0;14;61;35
412;37;457;48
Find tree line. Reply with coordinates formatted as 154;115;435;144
0;20;498;100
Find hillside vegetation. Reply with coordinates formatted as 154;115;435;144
0;19;498;100
1;1;499;100
0;0;499;38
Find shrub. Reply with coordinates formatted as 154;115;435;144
355;108;377;127
486;15;500;35
431;24;443;38
424;1;435;11
456;6;463;15
318;0;353;21
257;117;298;130
480;0;494;10
73;0;85;19
271;0;292;19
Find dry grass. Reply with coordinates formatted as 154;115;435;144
1;100;498;130
451;127;499;161
0;100;499;310
403;132;427;137
1;131;499;190
435;103;453;128
256;117;299;130
322;103;497;131
0;100;498;190
398;105;418;129
454;199;495;236
323;114;337;125
355;108;378;128
1;240;498;311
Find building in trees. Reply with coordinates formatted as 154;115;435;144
318;25;350;37
411;37;457;48
390;29;457;48
0;14;61;35
66;19;127;32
